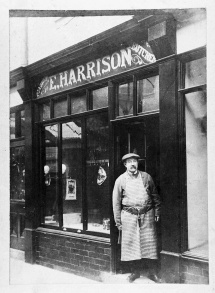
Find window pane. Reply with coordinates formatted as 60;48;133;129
21;110;25;137
86;113;110;234
92;87;108;109
137;75;159;113
62;120;82;230
185;90;208;258
71;95;86;114
10;113;15;139
54;98;67;118
10;146;25;200
43;124;59;227
40;102;50;121
118;82;133;116
185;57;206;88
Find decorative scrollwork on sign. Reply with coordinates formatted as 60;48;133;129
131;42;156;65
36;77;49;98
131;54;146;65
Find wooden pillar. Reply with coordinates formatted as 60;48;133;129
108;81;118;274
17;78;38;264
159;58;180;282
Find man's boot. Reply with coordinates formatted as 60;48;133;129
127;271;140;282
127;260;140;283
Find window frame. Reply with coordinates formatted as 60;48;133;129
177;47;207;258
38;105;110;238
113;65;159;120
10;104;25;141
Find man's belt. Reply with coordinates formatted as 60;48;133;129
123;205;152;227
122;205;148;216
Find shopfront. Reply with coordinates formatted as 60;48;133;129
10;12;208;283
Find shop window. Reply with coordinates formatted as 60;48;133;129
10;146;25;200
185;57;206;88
62;120;83;229
117;82;133;116
181;54;207;258
10;113;15;139
185;90;208;257
40;101;50;121
137;75;159;113
10;109;25;139
54;97;67;118
86;112;109;234
70;94;86;114
92;87;108;110
42;124;59;227
40;110;110;236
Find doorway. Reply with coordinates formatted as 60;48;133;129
114;115;160;185
113;114;160;273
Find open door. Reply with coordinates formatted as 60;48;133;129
113;114;160;273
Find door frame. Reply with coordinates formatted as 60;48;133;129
110;113;160;273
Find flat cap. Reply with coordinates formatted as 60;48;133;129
122;153;140;162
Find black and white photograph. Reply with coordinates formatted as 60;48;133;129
1;0;215;292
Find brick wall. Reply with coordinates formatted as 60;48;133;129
35;229;111;281
180;257;209;284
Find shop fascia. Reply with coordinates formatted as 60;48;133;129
37;42;156;98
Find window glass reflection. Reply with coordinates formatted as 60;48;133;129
10;146;25;200
185;90;208;258
54;98;67;118
10;113;15;139
92;87;108;109
118;82;133;116
71;95;86;114
62;120;82;230
137;75;159;113
40;102;50;121
86;113;110;234
43;124;59;227
185;57;206;88
21;110;25;137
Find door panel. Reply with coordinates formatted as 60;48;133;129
115;115;160;185
10;201;25;251
10;145;25;251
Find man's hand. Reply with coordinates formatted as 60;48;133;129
117;225;122;230
155;216;160;222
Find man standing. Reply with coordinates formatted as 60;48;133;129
112;153;162;283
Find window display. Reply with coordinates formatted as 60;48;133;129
10;146;25;200
62;120;82;230
42;124;59;226
86;112;110;234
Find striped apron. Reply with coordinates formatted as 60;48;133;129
121;172;158;261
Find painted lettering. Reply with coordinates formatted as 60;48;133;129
120;48;131;68
60;71;68;88
101;56;111;74
49;75;57;90
96;58;101;76
111;52;121;70
86;61;96;79
77;65;86;82
37;42;156;98
68;69;77;85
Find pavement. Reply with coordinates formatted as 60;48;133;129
9;254;98;285
9;249;157;285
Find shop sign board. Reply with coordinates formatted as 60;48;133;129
36;42;156;98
